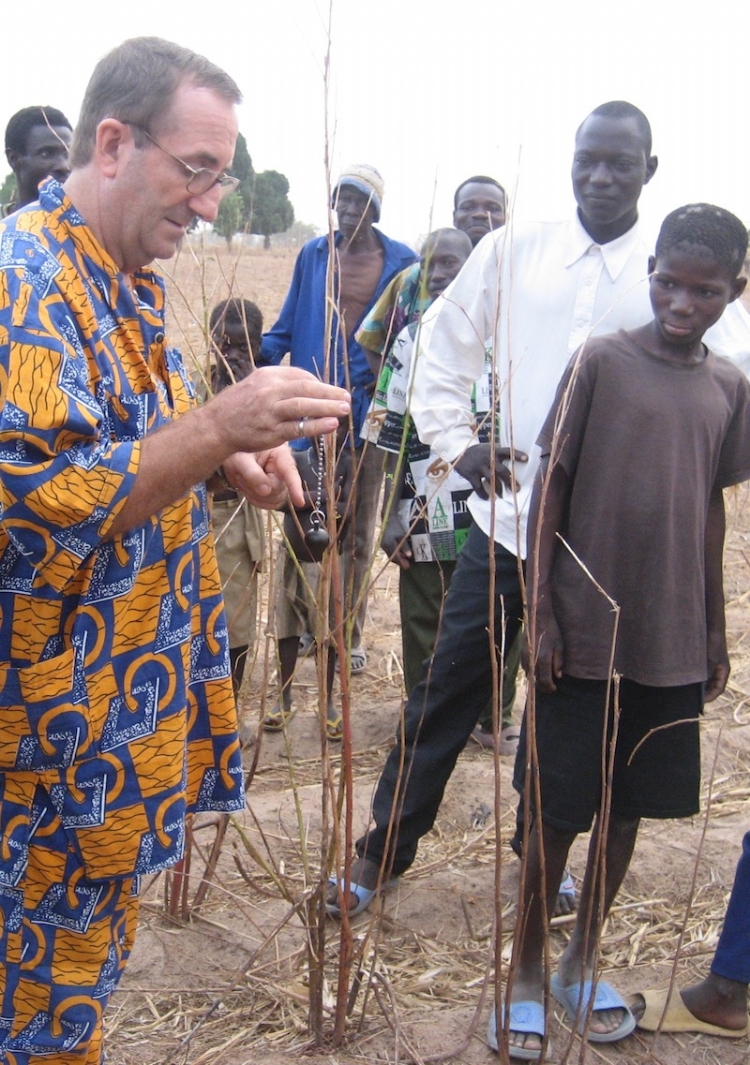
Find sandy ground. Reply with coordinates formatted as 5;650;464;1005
102;241;750;1065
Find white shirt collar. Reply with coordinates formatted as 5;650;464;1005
564;212;643;282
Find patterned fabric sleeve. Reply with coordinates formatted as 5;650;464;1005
0;262;139;592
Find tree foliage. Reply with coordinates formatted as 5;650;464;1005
214;191;243;249
0;172;17;207
232;132;254;186
247;170;295;248
213;132;295;247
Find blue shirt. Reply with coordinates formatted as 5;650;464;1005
260;230;416;444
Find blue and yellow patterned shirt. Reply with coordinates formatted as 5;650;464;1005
0;180;244;881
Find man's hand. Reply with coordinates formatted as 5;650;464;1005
223;447;304;510
207;366;351;454
454;443;528;500
525;607;564;693
381;514;413;570
705;628;730;703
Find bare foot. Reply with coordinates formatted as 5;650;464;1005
631;974;748;1032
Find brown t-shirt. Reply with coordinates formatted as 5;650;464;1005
539;330;750;686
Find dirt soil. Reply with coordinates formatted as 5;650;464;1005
103;241;750;1065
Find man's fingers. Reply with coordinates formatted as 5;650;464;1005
286;415;343;442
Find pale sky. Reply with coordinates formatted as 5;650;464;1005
3;0;748;248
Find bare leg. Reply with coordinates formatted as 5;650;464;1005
556;813;639;1036
276;636;298;711
229;644;248;695
505;822;575;1055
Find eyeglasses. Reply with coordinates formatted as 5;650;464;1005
133;126;240;198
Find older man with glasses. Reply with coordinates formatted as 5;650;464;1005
0;36;349;1063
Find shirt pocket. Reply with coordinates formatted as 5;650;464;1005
0;646;90;771
106;390;166;441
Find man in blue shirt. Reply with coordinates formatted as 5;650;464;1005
261;165;416;671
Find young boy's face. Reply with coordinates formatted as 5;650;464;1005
648;244;746;350
216;320;257;383
422;231;472;299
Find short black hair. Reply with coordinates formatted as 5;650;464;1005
210;298;263;341
421;227;472;255
655;204;748;276
582;101;652;156
5;106;72;154
453;175;506;210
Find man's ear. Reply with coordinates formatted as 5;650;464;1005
95;119;131;178
729;275;747;304
644;154;658;186
5;148;19;171
647;255;656;275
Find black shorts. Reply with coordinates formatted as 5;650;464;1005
513;674;702;833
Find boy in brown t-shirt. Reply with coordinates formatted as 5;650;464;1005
496;205;750;1060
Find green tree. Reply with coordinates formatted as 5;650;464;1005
214;191;243;249
248;170;295;249
0;172;17;207
232;132;254;186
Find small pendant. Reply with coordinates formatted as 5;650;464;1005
305;510;330;551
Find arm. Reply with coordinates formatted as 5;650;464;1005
704;485;729;702
380;451;412;569
525;455;571;692
107;366;350;537
410;238;498;462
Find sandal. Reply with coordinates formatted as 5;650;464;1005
336;647;367;674
262;704;296;732
326;872;400;918
488;999;548;1060
325;710;343;742
499;724;521;756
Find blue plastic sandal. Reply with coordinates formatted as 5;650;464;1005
487;999;548;1061
325;874;399;918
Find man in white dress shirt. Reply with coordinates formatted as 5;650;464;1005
334;105;750;1048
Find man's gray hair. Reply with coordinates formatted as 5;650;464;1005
71;37;242;168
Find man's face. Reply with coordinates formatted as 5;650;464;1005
333;184;376;241
110;82;237;272
422;232;471;299
453;181;506;246
571;115;657;239
8;124;72;205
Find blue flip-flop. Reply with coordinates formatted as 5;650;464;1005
487;1000;548;1061
550;973;635;1043
325;874;399;918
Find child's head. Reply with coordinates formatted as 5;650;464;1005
420;227;472;300
209;298;263;389
648;204;747;348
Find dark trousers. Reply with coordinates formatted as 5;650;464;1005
356;524;523;876
712;831;750;983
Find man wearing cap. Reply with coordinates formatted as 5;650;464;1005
261;165;416;671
